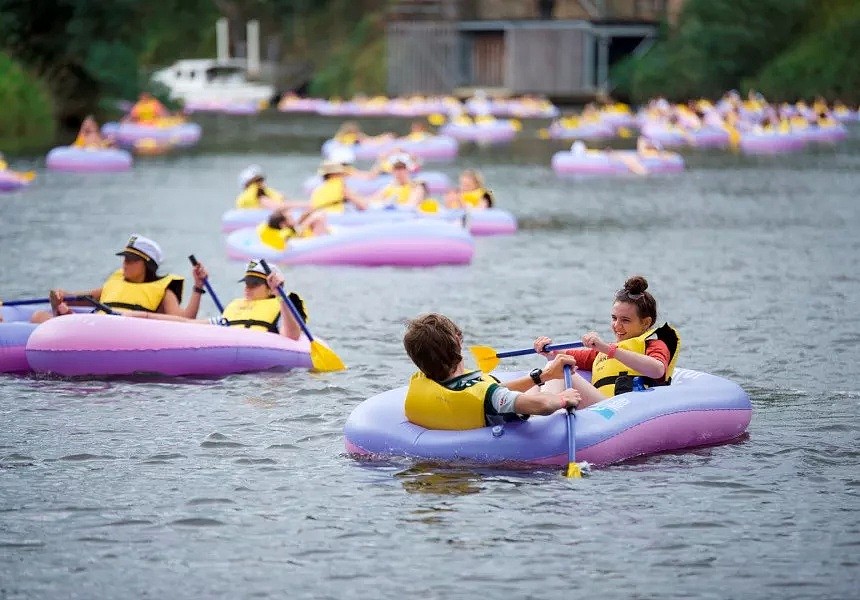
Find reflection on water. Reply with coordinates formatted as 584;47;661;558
0;115;858;599
395;463;484;496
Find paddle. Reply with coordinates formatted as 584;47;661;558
0;296;81;307
80;295;119;315
563;364;582;479
258;259;345;372
188;255;225;313
470;340;584;373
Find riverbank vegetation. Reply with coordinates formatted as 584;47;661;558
613;0;860;103
1;0;857;144
0;0;387;128
0;53;54;152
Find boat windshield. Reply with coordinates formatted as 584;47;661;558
205;66;247;84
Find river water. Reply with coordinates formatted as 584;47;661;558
1;114;858;599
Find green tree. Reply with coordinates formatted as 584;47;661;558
613;0;812;102
0;52;54;151
750;3;860;103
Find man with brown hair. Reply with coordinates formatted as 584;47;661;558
403;313;580;431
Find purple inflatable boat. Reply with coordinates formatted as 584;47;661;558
552;150;685;176
46;147;133;172
226;220;474;267
344;369;751;467
25;313;316;377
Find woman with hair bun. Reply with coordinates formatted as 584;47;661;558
532;275;681;408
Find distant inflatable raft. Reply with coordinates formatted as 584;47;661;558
102;121;202;148
552;150;685;176
322;136;458;162
221;206;516;237
46;146;133;172
0;171;32;192
226;220;474;267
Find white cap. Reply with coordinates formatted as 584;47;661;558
317;160;348;177
389;153;412;167
328;146;356;165
239;258;280;282
238;165;265;189
571;140;586;154
116;234;163;267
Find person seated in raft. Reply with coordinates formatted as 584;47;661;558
257;205;328;251
333;121;394;146
72;115;112;148
402;313;582;431
368;157;415;207
635;136;665;157
571;140;588;155
235;164;290;210
31;234;206;323
309;161;369;214
405;120;431;141
321;146;375;181
369;148;420;177
456;168;494;209
125;92;170;124
815;110;837;128
532;275;681;409
408;180;441;213
128;260;306;341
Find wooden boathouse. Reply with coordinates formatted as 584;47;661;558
386;0;680;100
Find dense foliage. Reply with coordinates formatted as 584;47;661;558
612;0;860;103
0;0;388;123
0;52;54;151
749;3;860;102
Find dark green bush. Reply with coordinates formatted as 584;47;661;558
0;52;55;151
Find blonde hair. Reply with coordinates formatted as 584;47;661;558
460;169;484;190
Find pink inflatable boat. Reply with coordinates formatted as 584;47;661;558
438;120;518;145
25;313;318;377
739;132;806;154
0;170;33;192
46;147;133;172
552;150;685;176
226;220;474;267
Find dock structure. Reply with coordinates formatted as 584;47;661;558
387;0;674;100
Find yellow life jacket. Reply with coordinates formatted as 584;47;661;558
100;269;184;313
221;297;282;333
406;131;429;141
235;183;283;210
131;100;162;123
461;187;488;208
590;323;681;398
257;222;298;251
335;133;359;145
72;135;104;149
418;198;441;213
380;183;412;205
404;370;501;430
310;177;346;214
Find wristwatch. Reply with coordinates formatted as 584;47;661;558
529;368;543;386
